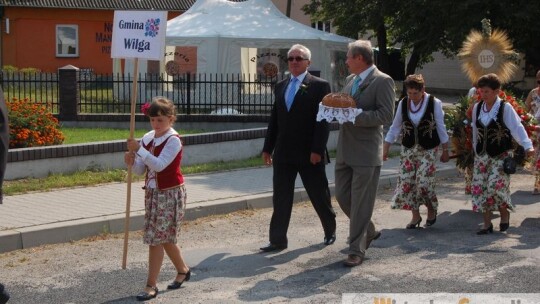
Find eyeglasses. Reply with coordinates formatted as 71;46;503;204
287;57;307;62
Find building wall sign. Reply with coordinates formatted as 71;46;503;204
96;22;113;54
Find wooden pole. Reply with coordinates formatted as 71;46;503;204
122;58;139;269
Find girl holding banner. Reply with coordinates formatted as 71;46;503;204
124;97;190;301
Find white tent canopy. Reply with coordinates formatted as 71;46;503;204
166;0;352;88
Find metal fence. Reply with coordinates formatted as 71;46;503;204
78;72;283;115
0;72;60;113
1;71;284;115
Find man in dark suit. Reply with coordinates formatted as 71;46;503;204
335;40;395;266
0;88;8;204
260;44;336;252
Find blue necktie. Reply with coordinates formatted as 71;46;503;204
286;77;298;111
351;75;362;95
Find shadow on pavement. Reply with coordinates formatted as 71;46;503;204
237;259;350;302
370;209;536;260
191;244;322;281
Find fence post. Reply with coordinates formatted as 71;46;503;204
58;65;79;120
186;73;191;115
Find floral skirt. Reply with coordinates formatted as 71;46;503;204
143;184;187;246
533;136;540;192
471;153;514;212
391;145;439;211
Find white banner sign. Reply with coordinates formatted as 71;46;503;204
111;10;167;60
342;293;540;304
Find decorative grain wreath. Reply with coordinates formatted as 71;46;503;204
262;62;278;78
165;60;181;76
458;18;519;84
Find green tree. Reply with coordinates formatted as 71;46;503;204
302;0;394;74
304;0;540;85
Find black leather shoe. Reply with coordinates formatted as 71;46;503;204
500;214;510;232
406;217;422;229
477;223;494;235
426;213;437;226
167;269;191;290
0;283;10;304
136;285;158;301
323;234;336;245
260;243;287;252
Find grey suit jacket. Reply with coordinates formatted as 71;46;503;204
336;67;395;166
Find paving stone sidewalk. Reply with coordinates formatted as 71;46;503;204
0;157;456;253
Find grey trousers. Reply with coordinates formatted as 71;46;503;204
334;162;380;257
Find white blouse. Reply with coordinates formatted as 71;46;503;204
530;89;540;119
472;97;533;154
385;93;449;145
132;128;182;189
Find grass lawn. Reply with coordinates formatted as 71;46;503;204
3;156;265;195
3;150;402;196
60;127;204;144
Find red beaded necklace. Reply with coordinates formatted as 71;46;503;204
482;101;492;113
408;95;425;114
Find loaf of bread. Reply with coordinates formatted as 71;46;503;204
321;93;356;108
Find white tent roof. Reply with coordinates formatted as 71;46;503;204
167;0;351;43
165;0;352;91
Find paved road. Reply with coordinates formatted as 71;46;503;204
1;171;538;303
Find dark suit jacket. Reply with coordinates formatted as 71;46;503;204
263;73;331;165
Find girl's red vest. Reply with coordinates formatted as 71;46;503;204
143;135;184;190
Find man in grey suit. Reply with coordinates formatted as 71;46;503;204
335;40;395;267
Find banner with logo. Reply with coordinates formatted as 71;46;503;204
342;293;540;304
111;10;167;60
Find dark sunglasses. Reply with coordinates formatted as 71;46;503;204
287;56;307;62
537;80;540;84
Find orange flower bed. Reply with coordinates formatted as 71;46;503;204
6;97;64;148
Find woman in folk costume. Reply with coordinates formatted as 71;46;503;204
383;74;450;229
525;70;540;194
471;74;534;235
124;97;190;301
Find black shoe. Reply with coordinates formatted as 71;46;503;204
426;213;437;226
0;283;10;304
323;234;336;245
136;285;158;301
167;269;191;290
366;231;381;249
406;217;422;229
477;223;494;235
260;243;287;252
500;214;510;232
